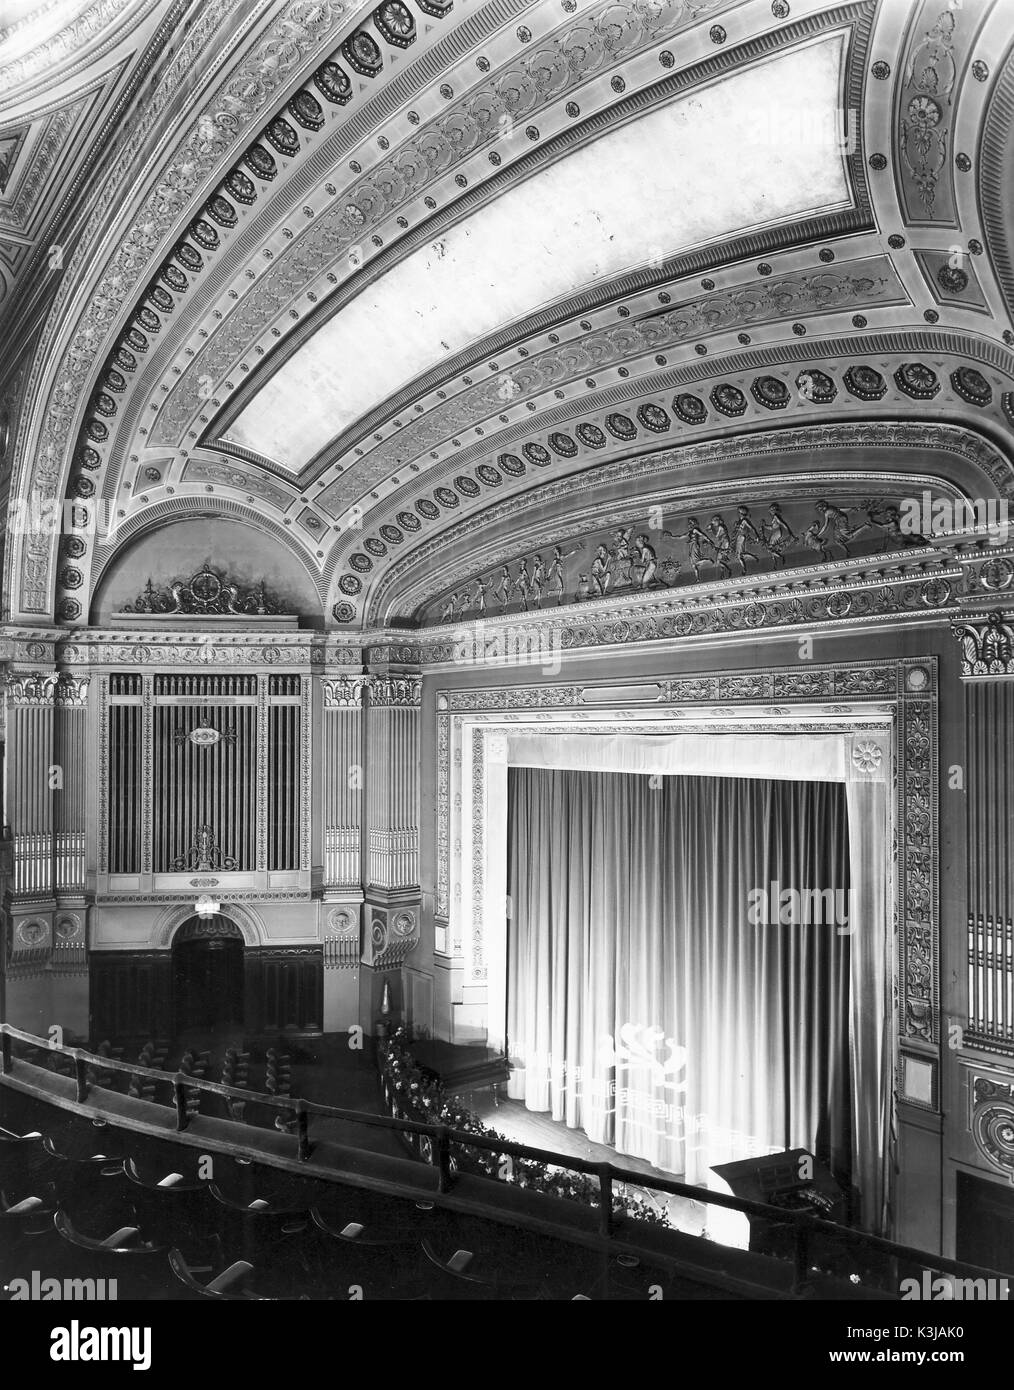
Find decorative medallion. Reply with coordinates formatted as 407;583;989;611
894;363;939;399
522;442;553;466
349;552;374;571
637;403;670;432
374;0;415;47
921;579;951;607
937;264;968;294
795;369;836;404
454;475;481;497
843;364;887;400
751;375;790;409
343;29;383;76
397;510;421;531
93;392;117;417
672;393;707;424
710;383;747;416
979;559;1014;592
338;574;363;595
289;90;324;129
498;454;525;477
205;196;236;228
225;169;256;204
364;536;388;555
548;432;577;456
160;265;188;294
244;145;278;181
147;286;174;315
63;536;87;559
379;524;403;544
476;463;503;487
135;307;160;334
314;59;353;104
126;328;148;352
115;347;138;371
190;220;220;249
415;498;440;519
59;567;82;590
604;413;637;441
434;486;460;507
332;601;356;623
58;598;81;621
576;423;606;448
76;446;100;469
264;117;300;158
951;366;992;406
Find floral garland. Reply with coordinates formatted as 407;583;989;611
377;1026;668;1227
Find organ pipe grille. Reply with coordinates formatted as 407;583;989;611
106;674;302;877
966;681;1014;1051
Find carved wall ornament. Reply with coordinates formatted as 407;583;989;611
971;1077;1014;1180
171;825;237;872
122;565;285;617
369;674;421;707
323;675;367;707
952;612;1014;677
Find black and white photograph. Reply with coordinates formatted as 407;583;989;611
0;0;1012;1360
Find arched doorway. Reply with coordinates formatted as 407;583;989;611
171;916;245;1037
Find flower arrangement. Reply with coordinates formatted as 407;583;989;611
378;1026;668;1228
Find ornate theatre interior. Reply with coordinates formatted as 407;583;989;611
2;0;1014;1274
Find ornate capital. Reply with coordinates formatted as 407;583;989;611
7;671;58;705
368;674;421;708
323;675;368;707
952;611;1014;678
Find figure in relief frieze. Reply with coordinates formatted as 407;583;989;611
762;502;796;566
608;528;635;588
732;506;761;571
664;516;712;580
497;565;514;611
634;534;659;587
709;515;733;578
515;559;533;610
530;554;547;608
590;544;611;596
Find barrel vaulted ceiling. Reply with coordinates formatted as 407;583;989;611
3;0;1014;632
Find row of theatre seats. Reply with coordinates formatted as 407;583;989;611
0;1103;718;1300
24;1039;293;1124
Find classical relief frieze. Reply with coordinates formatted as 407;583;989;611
367;422;1014;622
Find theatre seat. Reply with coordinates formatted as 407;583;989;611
169;1250;273;1301
54;1208;164;1255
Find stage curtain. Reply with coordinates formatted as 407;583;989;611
506;768;852;1193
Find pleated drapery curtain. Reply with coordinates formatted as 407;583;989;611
506;768;854;1197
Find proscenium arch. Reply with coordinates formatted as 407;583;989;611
153;901;267;950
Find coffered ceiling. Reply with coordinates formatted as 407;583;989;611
3;0;1014;632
